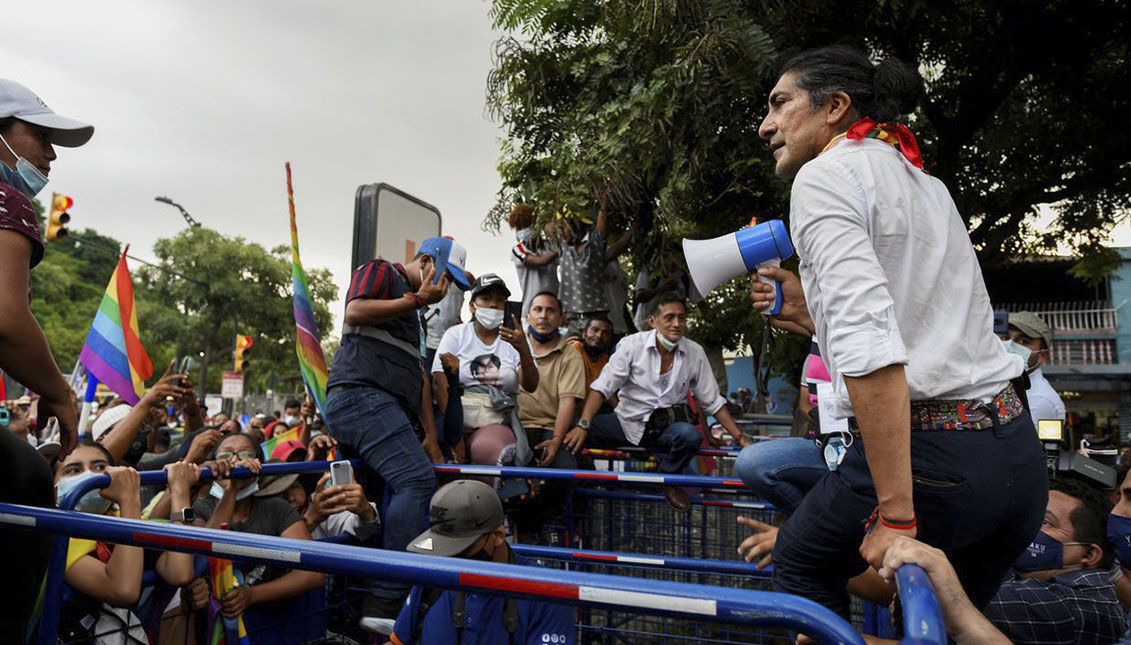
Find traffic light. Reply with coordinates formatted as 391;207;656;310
47;193;73;242
234;334;253;372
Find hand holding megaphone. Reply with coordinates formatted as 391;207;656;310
682;219;794;315
749;267;813;333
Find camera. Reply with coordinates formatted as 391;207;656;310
1040;419;1116;490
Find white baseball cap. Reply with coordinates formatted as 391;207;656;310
0;78;93;147
91;404;133;441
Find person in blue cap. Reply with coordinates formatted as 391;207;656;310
323;235;470;622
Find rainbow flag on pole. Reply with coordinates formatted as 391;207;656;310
208;557;251;645
78;247;153;405
286;163;329;412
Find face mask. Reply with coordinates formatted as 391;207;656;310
1002;339;1033;367
57;470;113;514
475;307;505;330
1107;514;1131;565
210;480;260;501
0;133;48;198
284;414;298;426
166;405;177;417
558;327;569;338
527;324;559;344
1013;530;1087;572
656;332;679;352
516;228;533;243
167;420;178;430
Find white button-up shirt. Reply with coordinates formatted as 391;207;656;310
590;330;726;444
1027;367;1066;423
791;137;1024;419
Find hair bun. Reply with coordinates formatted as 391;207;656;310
871;57;923;121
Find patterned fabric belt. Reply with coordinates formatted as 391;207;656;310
845;384;1025;433
907;384;1025;431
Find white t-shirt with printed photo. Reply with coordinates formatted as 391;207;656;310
431;321;521;395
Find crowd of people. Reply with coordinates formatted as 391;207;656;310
0;40;1126;645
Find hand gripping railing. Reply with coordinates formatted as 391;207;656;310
0;503;870;645
40;460;354;645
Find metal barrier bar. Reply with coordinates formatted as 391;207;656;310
511;543;770;576
434;464;745;488
895;563;947;645
0;503;867;645
584;447;742;459
575;487;776;511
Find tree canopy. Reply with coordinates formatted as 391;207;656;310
485;0;1131;374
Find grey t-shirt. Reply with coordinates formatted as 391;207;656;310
558;229;608;315
512;239;560;317
193;494;302;537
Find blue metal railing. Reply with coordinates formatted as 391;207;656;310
511;543;769;576
29;459;947;645
1;503;868;645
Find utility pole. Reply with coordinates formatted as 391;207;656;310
155;196;202;228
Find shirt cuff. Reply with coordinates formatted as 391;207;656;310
703;395;727;417
826;306;909;377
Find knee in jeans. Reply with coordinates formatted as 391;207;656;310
673;424;701;450
736;445;772;487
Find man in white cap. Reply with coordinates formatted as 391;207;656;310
387;479;575;644
1003;311;1065;424
0;77;93;641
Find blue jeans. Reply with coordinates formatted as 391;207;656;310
323;386;436;604
735;437;826;514
587;413;701;474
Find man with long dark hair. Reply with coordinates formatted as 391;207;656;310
748;45;1047;616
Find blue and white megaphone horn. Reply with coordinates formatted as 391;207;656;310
682;219;795;315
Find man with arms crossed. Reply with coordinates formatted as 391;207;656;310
749;45;1046;616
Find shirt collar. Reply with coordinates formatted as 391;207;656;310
532;335;569;359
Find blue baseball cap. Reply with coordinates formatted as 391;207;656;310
418;236;470;290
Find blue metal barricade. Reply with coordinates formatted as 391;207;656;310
0;502;872;645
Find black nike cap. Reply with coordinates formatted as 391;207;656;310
407;479;505;557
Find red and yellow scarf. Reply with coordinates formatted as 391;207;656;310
822;118;925;171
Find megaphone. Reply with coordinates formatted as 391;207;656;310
682;219;795;315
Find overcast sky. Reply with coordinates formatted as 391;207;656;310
4;0;515;330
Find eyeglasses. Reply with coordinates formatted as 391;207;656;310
216;450;257;461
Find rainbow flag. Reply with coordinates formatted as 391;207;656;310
286;163;329;412
263;424;301;459
208;557;251;645
78;247;153;405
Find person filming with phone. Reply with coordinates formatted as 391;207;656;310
431;274;539;471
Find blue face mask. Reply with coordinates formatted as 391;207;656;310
0;133;48;198
1014;530;1087;572
210;480;260;501
1107;514;1131;565
57;470;113;515
527;324;559;344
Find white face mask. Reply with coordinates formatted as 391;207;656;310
284;414;298;426
1001;339;1035;370
516;228;533;243
475;307;505;330
656;332;679;352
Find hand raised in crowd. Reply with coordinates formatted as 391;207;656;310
749;266;812;332
3;400;30;438
184;429;222;464
141;361;188;408
164;461;202;496
439;352;460;377
535;435;563;467
182;577;211;612
40;388;78;458
500;315;530;355
307;434;337;461
99;465;141;508
416;265;450;305
737;516;777;569
563;425;587;455
317;475;377;523
178;374;200;415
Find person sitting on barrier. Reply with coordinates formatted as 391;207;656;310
512;291;584;531
980;478;1126;644
566;294;744;512
258;457;381;542
387;479;576;644
53;440;196;643
182;433;324;624
432;274;539;471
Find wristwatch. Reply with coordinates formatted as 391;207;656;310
172;507;195;524
577;419;591;430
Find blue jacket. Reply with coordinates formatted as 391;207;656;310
390;554;575;645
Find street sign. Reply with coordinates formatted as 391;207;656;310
221;371;244;399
